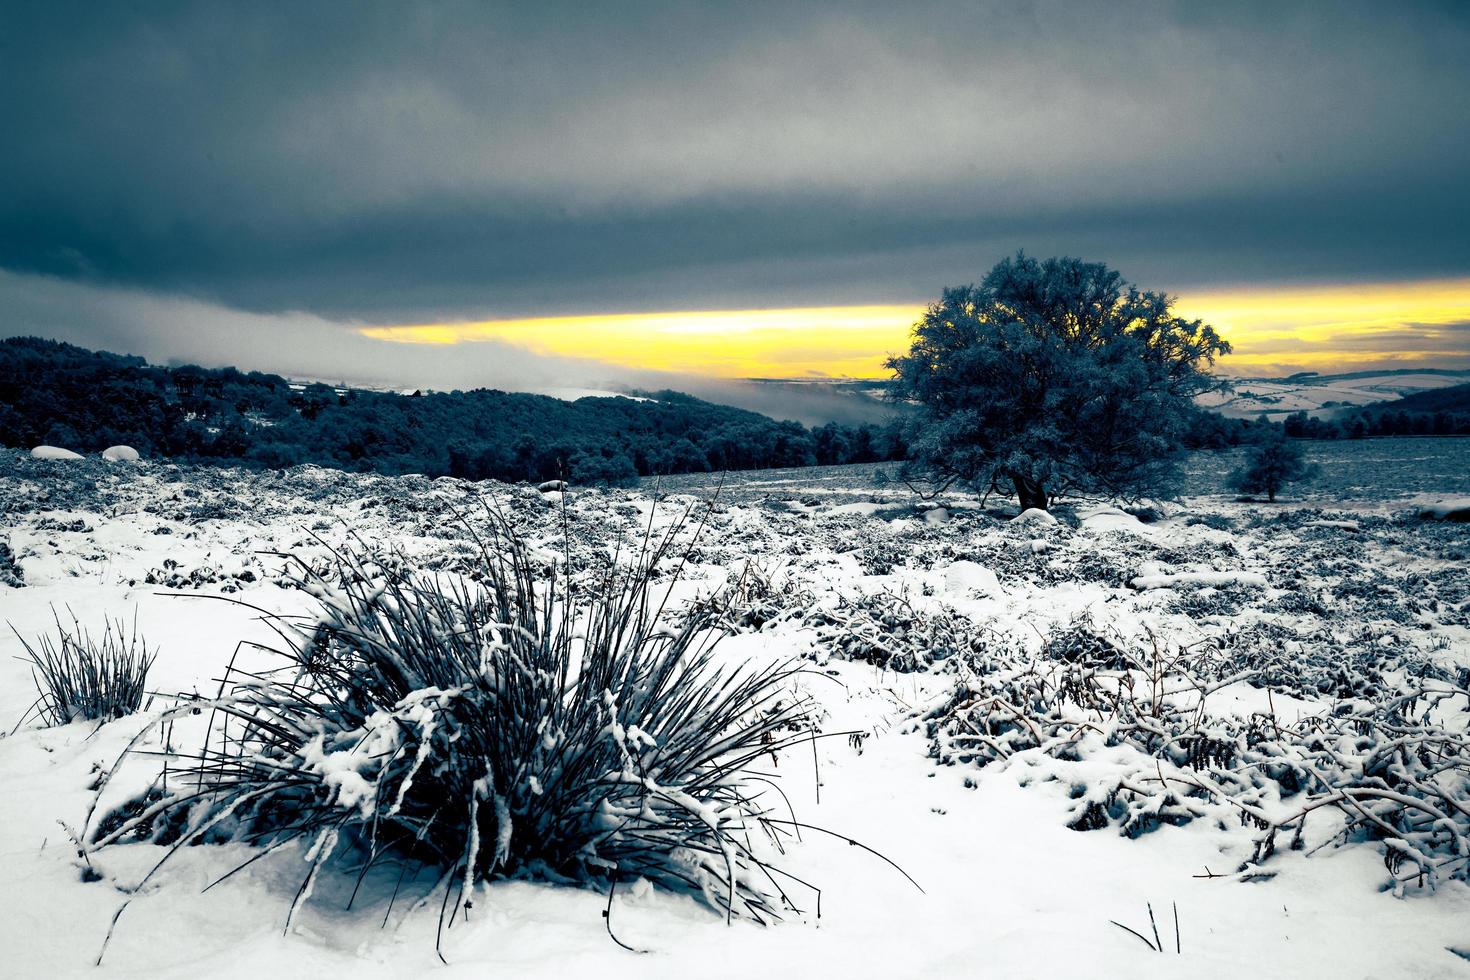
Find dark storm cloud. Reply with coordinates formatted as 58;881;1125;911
3;0;1469;321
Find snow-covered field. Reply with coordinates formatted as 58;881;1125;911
1200;371;1470;421
2;449;1468;978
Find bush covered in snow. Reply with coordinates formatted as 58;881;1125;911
87;511;822;960
693;568;989;674
30;444;84;460
802;592;987;672
921;618;1470;892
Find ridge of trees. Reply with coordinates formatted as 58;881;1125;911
1281;384;1470;440
0;337;904;483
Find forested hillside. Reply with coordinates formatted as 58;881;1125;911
1283;383;1470;439
0;337;902;483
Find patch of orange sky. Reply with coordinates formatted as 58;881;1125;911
359;277;1470;379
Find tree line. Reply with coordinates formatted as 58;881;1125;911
1282;404;1470;440
0;337;905;483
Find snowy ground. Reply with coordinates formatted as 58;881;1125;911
1199;371;1470;422
2;449;1468;978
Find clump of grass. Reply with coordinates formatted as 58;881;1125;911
12;610;155;728
87;501;838;962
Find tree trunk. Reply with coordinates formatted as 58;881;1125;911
1013;475;1048;511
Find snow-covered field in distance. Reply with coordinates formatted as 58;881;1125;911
1200;370;1470;421
2;443;1468;979
533;387;654;402
651;436;1470;505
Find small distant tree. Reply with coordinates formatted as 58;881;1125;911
1229;434;1317;501
887;252;1231;510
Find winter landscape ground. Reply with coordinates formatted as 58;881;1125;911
1;439;1468;979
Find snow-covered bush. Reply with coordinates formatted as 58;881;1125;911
88;511;818;959
14;611;155;726
1331;575;1422;625
1040;547;1133;587
1166;586;1250;619
805;592;986;672
684;562;816;634
1184;513;1234;531
921;624;1470;891
696;571;986;673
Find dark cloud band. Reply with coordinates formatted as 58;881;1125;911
2;1;1468;321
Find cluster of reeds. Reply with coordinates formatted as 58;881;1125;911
12;609;155;728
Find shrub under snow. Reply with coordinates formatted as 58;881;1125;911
87;510;818;960
922;618;1470;893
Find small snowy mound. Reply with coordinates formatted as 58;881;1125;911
826;501;887;518
102;445;141;462
1013;507;1057;526
1079;506;1149;536
1419;499;1470;522
1131;570;1267;591
1303;519;1359;532
943;560;1002;598
30;445;83;460
923;506;951;525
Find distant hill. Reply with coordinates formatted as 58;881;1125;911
1267;368;1470;383
1200;370;1470;421
0;337;902;483
1359;383;1470;415
1281;381;1470;439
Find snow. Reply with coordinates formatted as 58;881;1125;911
942;560;1002;598
1;451;1467;979
1013;507;1058;526
1130;570;1268;590
1202;680;1323;724
826;501;888;518
30;445;83;460
1079;506;1151;536
535;387;654;403
1203;370;1470;421
1303;519;1359;531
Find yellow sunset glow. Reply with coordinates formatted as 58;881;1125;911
359;278;1470;378
1174;278;1470;373
361;306;923;378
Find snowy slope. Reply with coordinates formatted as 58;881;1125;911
2;454;1468;979
1200;371;1470;421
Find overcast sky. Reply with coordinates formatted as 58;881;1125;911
3;0;1468;392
